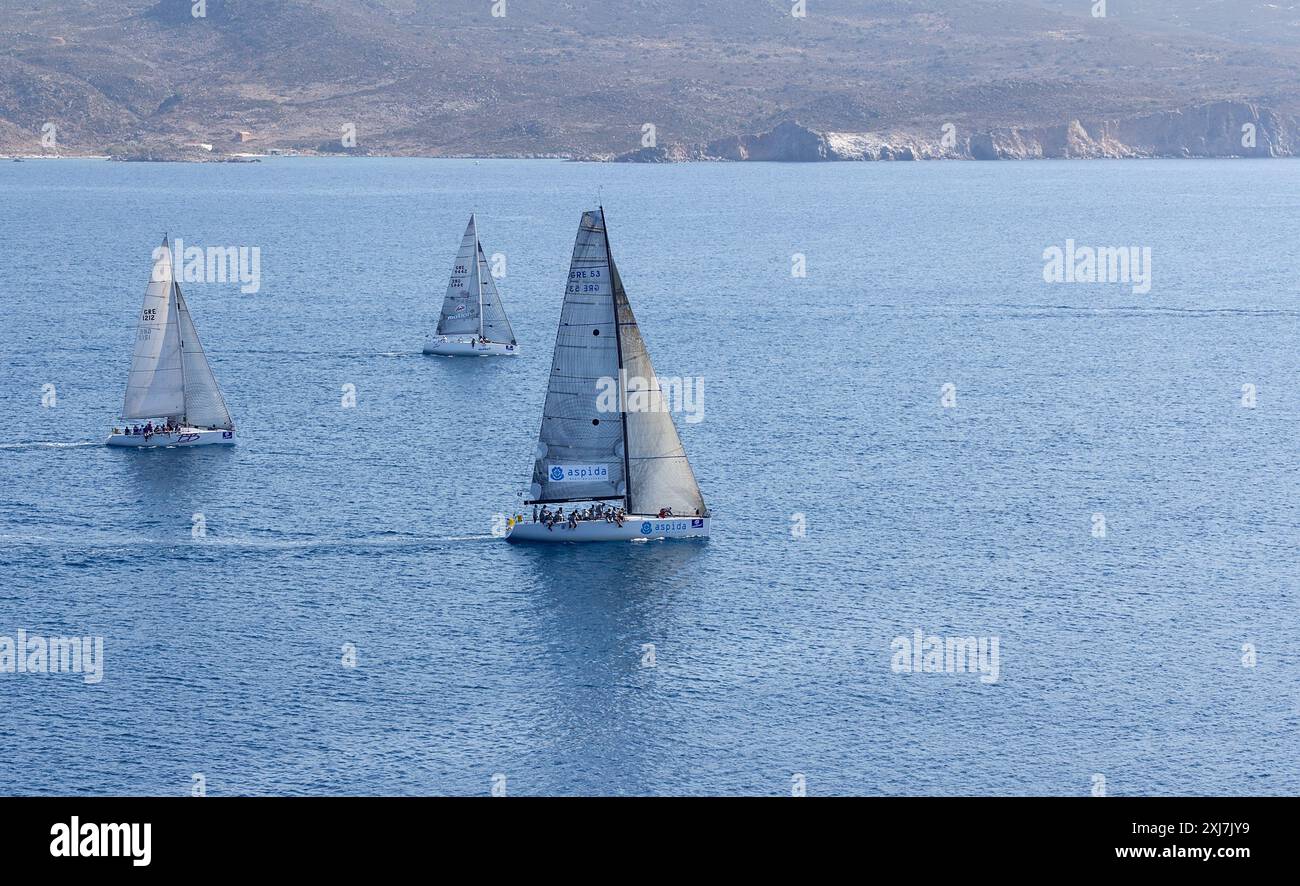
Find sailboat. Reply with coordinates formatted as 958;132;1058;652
506;208;709;542
424;214;518;356
106;236;236;448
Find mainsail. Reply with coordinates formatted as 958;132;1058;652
433;215;515;345
527;208;707;516
434;217;482;338
121;236;234;429
122;238;185;421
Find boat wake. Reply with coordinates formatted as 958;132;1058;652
0;532;498;551
990;303;1300;319
0;441;99;450
857;302;1300;320
220;349;422;359
198;534;499;551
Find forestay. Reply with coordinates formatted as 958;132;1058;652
613;256;707;516
175;285;234;429
477;240;515;345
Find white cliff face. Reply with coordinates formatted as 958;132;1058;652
1093;102;1296;158
968;102;1295;159
614;104;1300;162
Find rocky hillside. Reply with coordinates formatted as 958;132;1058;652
619;103;1300;162
2;0;1299;159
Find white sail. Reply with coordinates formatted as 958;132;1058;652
526;208;706;516
477;240;516;345
612;258;708;517
527;210;626;504
434;217;482;339
175;285;234;430
122;238;185;421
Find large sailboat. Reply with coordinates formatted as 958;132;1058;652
106;236;236;448
424;214;518;356
506;208;709;543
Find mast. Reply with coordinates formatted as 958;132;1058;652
473;214;485;340
601;206;633;510
173;278;187;426
160;232;188;424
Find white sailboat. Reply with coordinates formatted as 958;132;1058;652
506;208;709;543
106;236;236;448
424;214;519;356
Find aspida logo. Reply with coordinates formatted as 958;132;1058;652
49;817;151;867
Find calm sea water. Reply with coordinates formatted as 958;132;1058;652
1;157;1297;796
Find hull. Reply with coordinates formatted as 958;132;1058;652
507;516;709;543
424;338;518;357
105;427;235;448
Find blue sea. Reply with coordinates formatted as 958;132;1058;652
1;157;1297;796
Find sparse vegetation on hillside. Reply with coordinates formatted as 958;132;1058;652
1;0;1297;157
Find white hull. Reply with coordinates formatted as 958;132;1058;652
507;516;710;543
424;338;518;357
105;427;236;448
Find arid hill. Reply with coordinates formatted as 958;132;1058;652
1;0;1298;159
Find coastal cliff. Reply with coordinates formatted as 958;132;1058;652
616;104;1299;163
